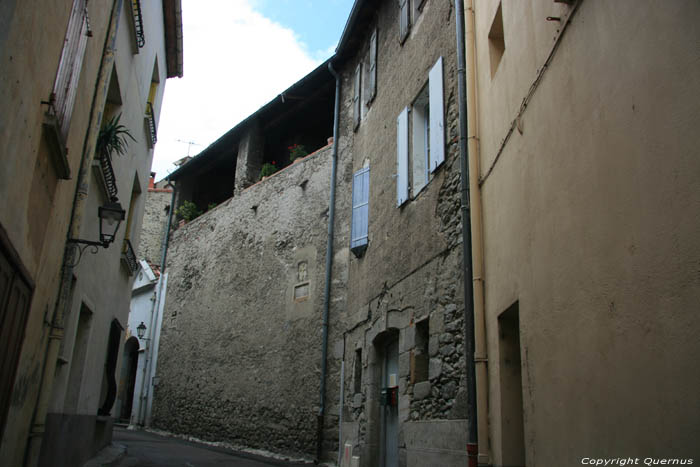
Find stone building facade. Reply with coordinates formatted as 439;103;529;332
332;1;468;466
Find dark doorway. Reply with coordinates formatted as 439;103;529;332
120;336;140;422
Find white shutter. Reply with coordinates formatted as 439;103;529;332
353;63;361;130
368;28;377;102
351;167;370;250
429;56;445;172
397;107;409;206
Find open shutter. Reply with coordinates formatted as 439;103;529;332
397;107;409;206
351;167;370;255
429;56;445;172
353;64;361;130
399;0;410;43
368;28;377;102
53;0;90;141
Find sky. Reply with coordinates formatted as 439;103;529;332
151;0;355;180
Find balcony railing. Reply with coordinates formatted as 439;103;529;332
98;152;119;201
145;102;157;148
121;239;138;275
132;0;145;48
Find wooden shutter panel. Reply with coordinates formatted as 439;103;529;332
368;29;377;102
399;0;410;43
351;167;370;251
353;64;361;130
429;56;445;172
397;107;409;206
53;0;89;141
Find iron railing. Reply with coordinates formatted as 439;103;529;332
145;102;157;148
132;0;145;48
121;239;138;275
98;152;119;200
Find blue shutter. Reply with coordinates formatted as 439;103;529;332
429;56;445;172
351;167;370;254
397;107;409;206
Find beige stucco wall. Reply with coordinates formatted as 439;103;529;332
0;1;174;465
473;0;700;465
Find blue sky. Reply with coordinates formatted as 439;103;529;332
254;0;355;59
152;0;356;178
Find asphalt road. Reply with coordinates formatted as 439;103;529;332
113;427;313;467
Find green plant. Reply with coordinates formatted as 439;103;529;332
260;162;277;179
288;144;308;162
96;113;135;159
175;200;203;222
207;202;218;211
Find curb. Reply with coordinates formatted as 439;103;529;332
82;443;127;467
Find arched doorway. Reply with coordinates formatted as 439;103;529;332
119;336;140;422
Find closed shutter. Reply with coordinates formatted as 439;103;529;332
368;28;378;103
353;63;361;130
399;0;410;43
351;167;370;253
0;249;32;441
429;56;445;172
52;0;90;142
397;107;409;206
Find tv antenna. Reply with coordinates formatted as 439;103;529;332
175;139;203;157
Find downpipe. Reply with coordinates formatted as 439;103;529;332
317;59;341;462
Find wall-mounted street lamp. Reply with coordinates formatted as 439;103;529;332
67;201;126;266
136;321;147;340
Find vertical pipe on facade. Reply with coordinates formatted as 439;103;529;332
139;183;176;426
463;0;490;463
454;1;478;465
26;0;124;464
317;60;340;462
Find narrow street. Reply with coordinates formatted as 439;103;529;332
113;427;312;467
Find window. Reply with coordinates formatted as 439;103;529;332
145;59;160;148
411;319;429;383
396;56;445;206
488;2;505;78
350;166;370;257
399;0;410;43
353;348;363;394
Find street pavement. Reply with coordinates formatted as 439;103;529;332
113;427;313;467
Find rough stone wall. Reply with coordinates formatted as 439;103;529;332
152;142;351;459
137;188;172;265
335;1;467;466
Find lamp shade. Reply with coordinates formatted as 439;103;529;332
98;201;126;245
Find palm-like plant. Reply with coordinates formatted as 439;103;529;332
96;113;136;160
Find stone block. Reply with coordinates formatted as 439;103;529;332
403;419;468;451
352;393;364;409
429;336;439;357
398;351;410;377
429;358;442;380
388;309;410;330
413;381;431;400
429;310;444;335
400;325;416;353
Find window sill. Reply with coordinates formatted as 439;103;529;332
42;113;71;179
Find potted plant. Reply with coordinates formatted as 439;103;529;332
288;144;308;163
175;200;203;224
259;161;277;180
96;113;135;161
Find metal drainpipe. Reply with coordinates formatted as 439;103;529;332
317;60;340;462
455;1;479;466
25;0;124;465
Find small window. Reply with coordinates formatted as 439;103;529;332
353;63;362;131
350;167;370;257
411;319;429;383
353;348;363;394
399;0;410;43
488;2;505;78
